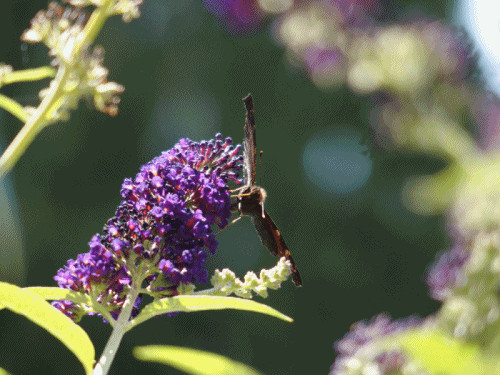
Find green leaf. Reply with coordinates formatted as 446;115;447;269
129;295;293;330
0;282;95;375
24;286;92;305
403;164;461;215
133;345;263;375
399;329;483;375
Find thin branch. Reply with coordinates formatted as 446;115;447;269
0;93;27;122
0;0;116;179
1;66;55;86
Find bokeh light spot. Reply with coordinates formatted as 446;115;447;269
302;128;372;194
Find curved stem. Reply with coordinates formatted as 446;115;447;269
0;0;116;179
395;91;480;163
0;93;27;122
0;65;69;178
1;66;55;86
416;114;479;163
93;282;141;375
73;0;115;57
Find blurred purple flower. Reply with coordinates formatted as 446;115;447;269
426;244;469;301
331;314;421;375
327;0;386;26
418;21;475;82
304;47;346;86
474;95;500;150
203;0;264;34
53;134;242;321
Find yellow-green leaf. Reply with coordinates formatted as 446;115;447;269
133;345;263;375
399;329;481;375
403;164;461;215
0;282;95;375
129;295;292;330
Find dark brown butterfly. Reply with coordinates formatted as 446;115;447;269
231;94;302;286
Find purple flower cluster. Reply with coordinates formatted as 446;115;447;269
331;314;421;375
53;234;134;321
53;134;242;321
201;0;388;35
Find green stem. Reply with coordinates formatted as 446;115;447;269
416;114;479;163
93;281;141;375
0;65;69;178
0;94;27;122
89;289;116;325
0;0;116;179
1;66;55;86
397;91;479;163
73;0;116;57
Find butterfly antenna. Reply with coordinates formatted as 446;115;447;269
258;150;263;185
259;150;266;217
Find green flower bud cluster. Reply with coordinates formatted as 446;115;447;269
210;257;293;298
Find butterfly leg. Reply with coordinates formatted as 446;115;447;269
215;215;243;237
229;186;247;193
230;191;254;198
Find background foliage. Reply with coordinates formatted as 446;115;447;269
0;0;456;373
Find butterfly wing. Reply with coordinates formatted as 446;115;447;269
252;210;302;286
242;94;257;187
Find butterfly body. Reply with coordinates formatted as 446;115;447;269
231;94;302;286
231;185;266;217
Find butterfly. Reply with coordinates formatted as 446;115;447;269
231;94;302;286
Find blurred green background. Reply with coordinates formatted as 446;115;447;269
0;1;454;374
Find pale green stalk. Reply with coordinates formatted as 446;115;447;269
92;280;141;375
417;114;479;162
1;66;55;86
0;66;69;178
0;0;115;179
0;94;27;122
